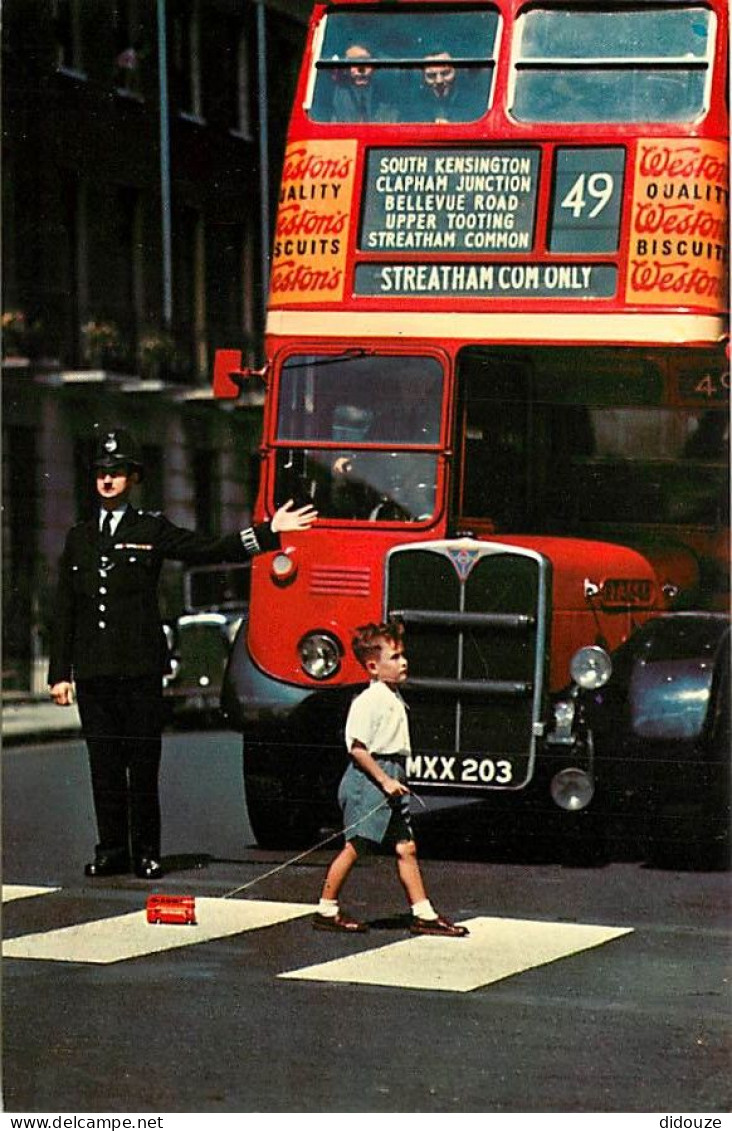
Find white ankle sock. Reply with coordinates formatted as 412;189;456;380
318;898;339;918
411;899;438;921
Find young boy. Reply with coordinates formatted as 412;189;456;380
313;622;468;937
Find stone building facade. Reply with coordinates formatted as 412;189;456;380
2;0;310;689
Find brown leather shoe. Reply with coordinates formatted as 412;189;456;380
312;911;368;933
410;914;469;938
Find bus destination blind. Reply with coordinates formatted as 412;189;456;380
358;147;622;299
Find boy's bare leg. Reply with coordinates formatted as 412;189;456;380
395;839;428;905
396;839;470;937
320;840;359;902
313;839;368;932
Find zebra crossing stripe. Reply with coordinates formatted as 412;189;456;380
3;893;634;989
279;916;634;992
2;884;61;903
3;897;317;964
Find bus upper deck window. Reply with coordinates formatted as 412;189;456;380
510;5;714;123
309;6;500;124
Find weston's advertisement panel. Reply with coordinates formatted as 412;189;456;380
270;137;728;314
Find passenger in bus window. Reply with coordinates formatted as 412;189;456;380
330;43;398;123
410;51;486;123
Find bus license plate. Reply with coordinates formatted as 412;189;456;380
406;754;513;786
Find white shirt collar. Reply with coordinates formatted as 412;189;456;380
99;503;129;534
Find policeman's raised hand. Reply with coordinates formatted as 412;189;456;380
271;499;318;533
50;681;75;707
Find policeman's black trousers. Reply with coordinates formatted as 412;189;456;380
75;675;164;861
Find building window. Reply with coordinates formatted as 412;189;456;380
241;222;255;343
171;0;203;119
114;0;145;98
53;0;85;75
173;207;206;381
192;448;219;535
207;221;251;355
73;435;97;518
140;444;164;511
225;22;251;136
60;172;88;367
235;29;252;136
114;185;144;360
2;426;39;685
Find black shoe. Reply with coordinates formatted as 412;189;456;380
84;851;130;878
134;857;164;880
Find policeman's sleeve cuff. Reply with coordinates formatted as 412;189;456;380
239;524;280;556
239;528;261;555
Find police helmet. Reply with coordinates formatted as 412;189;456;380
92;429;144;479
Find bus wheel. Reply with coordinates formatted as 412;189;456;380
243;768;324;849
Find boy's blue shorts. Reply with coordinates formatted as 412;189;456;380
338;757;414;847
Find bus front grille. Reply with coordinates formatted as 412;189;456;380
385;541;549;789
310;565;372;596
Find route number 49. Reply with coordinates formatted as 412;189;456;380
561;173;615;219
694;372;730;399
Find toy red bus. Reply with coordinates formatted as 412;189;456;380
216;0;729;867
146;895;197;926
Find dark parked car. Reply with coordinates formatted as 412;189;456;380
164;563;250;725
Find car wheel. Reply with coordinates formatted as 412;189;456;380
647;765;730;872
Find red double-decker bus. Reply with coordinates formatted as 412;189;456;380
216;0;729;865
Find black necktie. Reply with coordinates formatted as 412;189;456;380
101;511;113;541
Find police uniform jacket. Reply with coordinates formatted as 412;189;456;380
49;509;279;684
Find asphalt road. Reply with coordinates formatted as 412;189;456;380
2;730;730;1116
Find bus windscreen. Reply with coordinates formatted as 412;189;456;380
274;353;443;522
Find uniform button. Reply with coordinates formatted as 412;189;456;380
99;570;107;578
98;604;106;612
98;621;106;629
99;587;107;595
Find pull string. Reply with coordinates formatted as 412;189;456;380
221;790;427;901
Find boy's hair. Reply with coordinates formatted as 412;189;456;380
352;621;404;670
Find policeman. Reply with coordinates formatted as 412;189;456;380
48;428;317;879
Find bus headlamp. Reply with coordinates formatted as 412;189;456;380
570;645;612;690
299;631;341;680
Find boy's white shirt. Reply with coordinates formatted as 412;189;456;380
345;679;411;756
